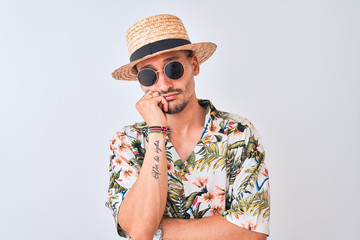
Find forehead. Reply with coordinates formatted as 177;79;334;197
136;50;188;70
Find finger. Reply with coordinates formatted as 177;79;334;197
151;95;167;104
163;98;169;112
142;91;154;99
152;91;160;97
158;96;168;112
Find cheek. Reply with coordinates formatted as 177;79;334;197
184;78;195;93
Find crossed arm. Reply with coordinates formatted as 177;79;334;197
116;133;267;240
161;216;267;240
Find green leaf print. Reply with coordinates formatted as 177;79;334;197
186;151;195;165
174;159;184;169
233;189;270;222
193;206;210;218
195;142;227;172
228;140;245;150
184;191;204;211
214;135;223;142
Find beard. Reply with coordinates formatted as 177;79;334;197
167;99;189;114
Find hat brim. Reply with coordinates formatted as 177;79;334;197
112;42;217;81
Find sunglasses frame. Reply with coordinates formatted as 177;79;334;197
136;57;190;87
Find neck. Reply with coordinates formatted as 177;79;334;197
166;95;206;134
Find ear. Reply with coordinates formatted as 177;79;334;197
190;55;200;76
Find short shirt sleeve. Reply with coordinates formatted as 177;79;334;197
221;121;270;235
105;128;141;239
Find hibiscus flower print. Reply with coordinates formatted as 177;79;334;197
200;190;215;204
214;185;226;203
110;137;117;152
111;155;125;168
210;204;224;216
240;220;257;230
192;176;209;189
122;168;136;180
117;142;131;154
208;123;220;135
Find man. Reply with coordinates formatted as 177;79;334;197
106;14;270;240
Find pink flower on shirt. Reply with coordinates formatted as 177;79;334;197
214;185;226;203
111;155;127;168
208;123;220;135
123;168;135;180
200;190;215;204
110;141;115;152
240;220;257;230
210;204;224;216
192;176;209;189
117;142;131;154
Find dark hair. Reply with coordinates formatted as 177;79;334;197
184;50;194;57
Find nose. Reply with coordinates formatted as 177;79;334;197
154;71;173;92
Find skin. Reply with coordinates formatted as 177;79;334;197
117;50;267;240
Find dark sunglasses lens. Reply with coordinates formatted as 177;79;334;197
164;61;184;80
138;69;157;86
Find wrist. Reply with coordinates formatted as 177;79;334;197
147;132;166;142
148;126;170;136
146;122;167;128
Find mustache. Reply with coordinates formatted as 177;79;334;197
160;88;183;95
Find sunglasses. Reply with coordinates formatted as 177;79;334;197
137;61;185;87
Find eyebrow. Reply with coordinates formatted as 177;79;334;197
140;56;180;70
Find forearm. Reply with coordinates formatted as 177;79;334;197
118;133;168;239
161;216;267;240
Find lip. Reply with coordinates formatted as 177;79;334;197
163;93;179;101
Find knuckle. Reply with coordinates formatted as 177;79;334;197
135;102;141;109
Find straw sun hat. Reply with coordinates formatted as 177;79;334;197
112;14;217;81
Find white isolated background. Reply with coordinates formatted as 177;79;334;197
0;0;359;239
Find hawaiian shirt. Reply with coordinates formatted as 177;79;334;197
106;99;270;239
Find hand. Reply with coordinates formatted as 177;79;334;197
135;91;169;127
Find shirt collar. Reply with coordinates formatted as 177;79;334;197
198;99;221;142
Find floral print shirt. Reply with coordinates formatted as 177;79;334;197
106;99;270;239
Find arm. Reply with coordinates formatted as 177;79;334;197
117;91;169;239
118;133;167;239
161;216;267;240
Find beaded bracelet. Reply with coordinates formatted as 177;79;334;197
148;126;171;136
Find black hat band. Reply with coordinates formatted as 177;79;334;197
130;38;191;62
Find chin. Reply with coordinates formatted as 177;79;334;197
167;100;189;114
